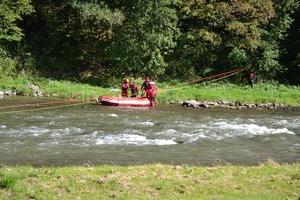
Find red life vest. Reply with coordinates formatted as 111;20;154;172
131;85;138;95
147;85;157;97
122;82;130;90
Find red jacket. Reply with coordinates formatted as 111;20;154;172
147;85;157;97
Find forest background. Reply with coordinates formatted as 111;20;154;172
1;2;300;198
0;0;300;89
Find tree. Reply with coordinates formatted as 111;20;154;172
167;0;276;80
22;0;178;80
0;0;34;75
104;0;179;78
276;0;300;84
22;0;124;78
251;0;300;80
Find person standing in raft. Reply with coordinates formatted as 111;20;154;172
121;78;130;97
141;77;151;97
147;82;158;107
247;68;255;88
130;83;139;97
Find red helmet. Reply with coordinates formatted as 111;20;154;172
145;77;150;81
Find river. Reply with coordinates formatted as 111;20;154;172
0;96;299;166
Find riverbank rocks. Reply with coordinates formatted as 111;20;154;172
176;99;298;111
0;83;53;97
28;84;40;94
181;100;208;108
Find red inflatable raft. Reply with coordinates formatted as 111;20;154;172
98;96;151;107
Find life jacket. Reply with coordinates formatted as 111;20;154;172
131;85;138;95
122;82;130;90
147;85;157;97
143;81;151;90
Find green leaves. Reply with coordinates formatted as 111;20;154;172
2;0;298;84
105;0;179;77
0;0;34;76
0;0;34;42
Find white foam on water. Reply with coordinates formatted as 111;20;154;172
39;141;59;147
132;121;154;126
95;134;176;146
209;121;295;137
155;129;178;136
165;119;297;142
21;126;50;135
65;127;84;134
109;113;118;117
50;132;62;137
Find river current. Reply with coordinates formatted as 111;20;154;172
0;96;299;166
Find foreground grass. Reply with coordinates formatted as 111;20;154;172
1;75;300;106
0;161;299;199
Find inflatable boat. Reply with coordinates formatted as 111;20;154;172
98;96;151;107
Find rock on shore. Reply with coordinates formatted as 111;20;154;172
169;99;298;111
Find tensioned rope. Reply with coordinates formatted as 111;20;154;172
0;68;246;113
160;67;246;92
0;99;78;109
0;102;88;115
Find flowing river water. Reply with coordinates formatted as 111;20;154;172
0;96;299;166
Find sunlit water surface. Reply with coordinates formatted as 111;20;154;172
0;96;299;166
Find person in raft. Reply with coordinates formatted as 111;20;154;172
147;82;158;107
121;78;130;97
141;77;152;97
130;83;139;97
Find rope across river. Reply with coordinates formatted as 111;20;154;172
160;67;246;92
0;68;246;113
0;100;88;115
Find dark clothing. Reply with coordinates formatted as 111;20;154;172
248;69;255;88
141;80;151;97
130;84;139;97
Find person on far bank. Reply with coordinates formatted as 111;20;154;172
130;83;139;97
141;77;151;97
121;78;130;97
248;68;255;88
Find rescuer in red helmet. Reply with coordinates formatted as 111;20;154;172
121;78;130;97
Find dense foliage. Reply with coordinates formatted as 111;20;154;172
0;0;299;84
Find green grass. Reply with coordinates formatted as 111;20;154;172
0;162;299;199
158;82;300;106
1;75;300;106
1;75;300;199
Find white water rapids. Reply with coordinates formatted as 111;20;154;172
0;96;299;166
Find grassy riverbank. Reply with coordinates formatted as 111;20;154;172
1;76;300;199
1;161;299;199
1;75;300;106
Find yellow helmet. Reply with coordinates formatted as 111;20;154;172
125;78;129;82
